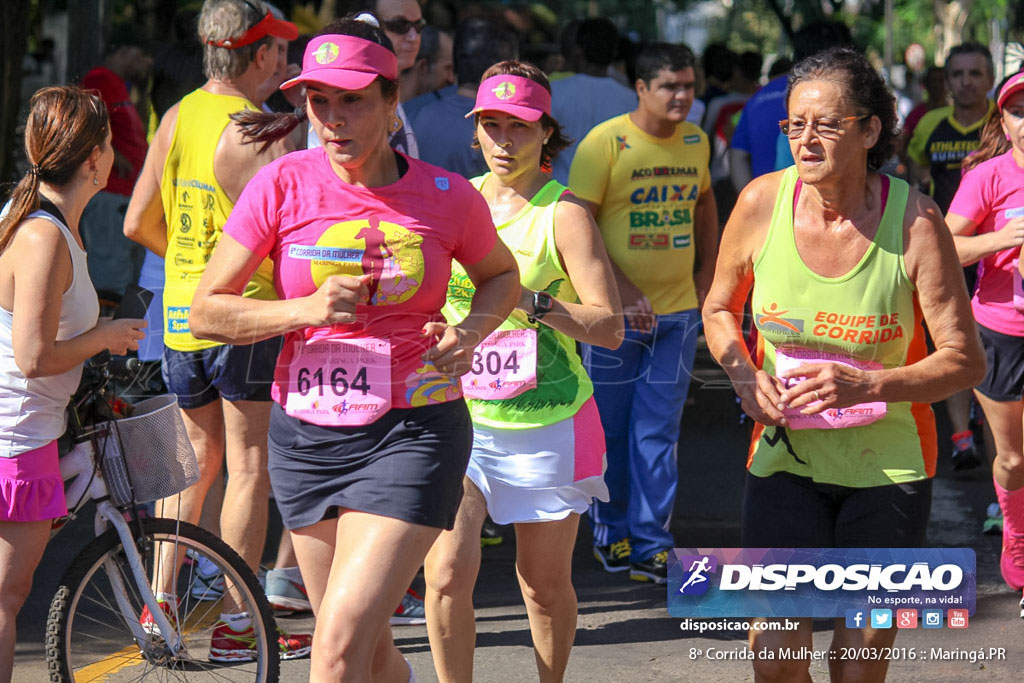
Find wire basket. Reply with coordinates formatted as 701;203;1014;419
94;394;199;506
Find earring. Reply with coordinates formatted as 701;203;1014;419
391;118;402;132
92;174;99;186
543;136;551;145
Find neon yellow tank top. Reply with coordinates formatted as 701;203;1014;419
443;175;592;429
749;167;936;487
160;89;276;351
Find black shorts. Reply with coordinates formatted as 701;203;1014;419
268;400;472;531
162;337;282;409
741;471;932;548
975;323;1024;402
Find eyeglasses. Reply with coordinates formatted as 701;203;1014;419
381;17;426;35
778;115;871;139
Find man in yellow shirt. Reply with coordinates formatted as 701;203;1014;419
124;0;309;660
569;42;718;584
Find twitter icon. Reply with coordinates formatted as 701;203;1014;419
871;609;892;628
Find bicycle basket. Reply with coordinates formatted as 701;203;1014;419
95;394;199;506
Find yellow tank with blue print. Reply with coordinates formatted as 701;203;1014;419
160;88;277;351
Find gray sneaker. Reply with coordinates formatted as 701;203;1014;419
390;588;426;625
265;568;311;613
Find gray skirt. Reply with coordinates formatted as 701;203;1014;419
268;400;472;531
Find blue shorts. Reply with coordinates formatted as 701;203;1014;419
162;337;282;409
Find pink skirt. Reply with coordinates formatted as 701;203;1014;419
0;441;67;522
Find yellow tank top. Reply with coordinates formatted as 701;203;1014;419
160;88;276;351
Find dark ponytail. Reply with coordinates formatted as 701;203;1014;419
0;86;109;252
232;106;309;154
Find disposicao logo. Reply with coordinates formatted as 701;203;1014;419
492;81;517;100
668;548;975;619
314;41;339;64
677;555;717;596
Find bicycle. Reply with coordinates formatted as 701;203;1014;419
43;352;280;682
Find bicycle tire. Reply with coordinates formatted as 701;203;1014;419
45;517;280;682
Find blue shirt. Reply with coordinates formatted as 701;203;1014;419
731;75;789;179
411;91;487;179
550;74;637;185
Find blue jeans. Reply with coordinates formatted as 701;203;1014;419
583;309;701;561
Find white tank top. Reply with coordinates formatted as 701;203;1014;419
0;209;100;457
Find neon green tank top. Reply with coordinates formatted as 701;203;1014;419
749;167;936;487
443;175;592;429
160;89;276;351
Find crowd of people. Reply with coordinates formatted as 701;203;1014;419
2;1;1024;682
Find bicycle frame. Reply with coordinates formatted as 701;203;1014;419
58;437;184;655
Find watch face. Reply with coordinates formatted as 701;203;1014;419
535;291;554;314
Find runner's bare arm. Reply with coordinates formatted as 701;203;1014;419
702;172;786;426
189;234;368;344
535;195;622;349
947;211;1024;266
9;221;144;376
124;104;177;257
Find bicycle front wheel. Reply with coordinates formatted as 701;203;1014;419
46;517;280;682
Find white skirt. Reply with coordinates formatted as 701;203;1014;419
466;397;609;524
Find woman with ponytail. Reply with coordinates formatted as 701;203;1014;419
189;13;519;681
0;86;146;683
947;71;1024;615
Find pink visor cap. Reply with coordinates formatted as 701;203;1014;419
465;74;551;122
998;71;1024;111
281;34;398;91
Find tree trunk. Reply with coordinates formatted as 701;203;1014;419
1;0;32;184
933;0;972;64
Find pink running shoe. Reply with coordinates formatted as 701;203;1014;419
1001;527;1024;591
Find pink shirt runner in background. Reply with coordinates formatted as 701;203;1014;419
948;150;1024;337
224;148;498;410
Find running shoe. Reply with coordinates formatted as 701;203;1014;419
208;622;312;662
593;538;632;573
140;597;179;638
1019;590;1023;620
1001;526;1024;591
630;550;669;584
950;430;981;471
189;554;225;601
265;567;312;613
390;588;427;625
481;516;504;547
983;502;1004;535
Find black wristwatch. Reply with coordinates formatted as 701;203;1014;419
527;291;554;324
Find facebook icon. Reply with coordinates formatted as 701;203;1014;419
845;609;866;629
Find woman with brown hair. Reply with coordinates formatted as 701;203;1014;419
946;71;1024;614
188;14;519;681
0;86;145;683
425;60;622;683
703;47;983;682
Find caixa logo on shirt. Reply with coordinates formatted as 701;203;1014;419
667;548;975;619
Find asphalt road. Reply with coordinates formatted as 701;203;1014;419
13;359;1024;681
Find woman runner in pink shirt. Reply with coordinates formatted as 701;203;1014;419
946;71;1024;615
189;15;520;681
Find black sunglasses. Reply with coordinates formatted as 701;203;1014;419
382;17;426;35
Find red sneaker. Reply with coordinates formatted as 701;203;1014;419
208;621;312;662
139;597;179;639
